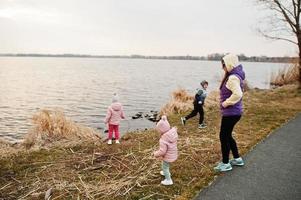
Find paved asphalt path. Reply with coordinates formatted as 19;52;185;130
195;114;301;200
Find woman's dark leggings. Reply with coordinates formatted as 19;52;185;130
220;115;241;164
185;104;204;124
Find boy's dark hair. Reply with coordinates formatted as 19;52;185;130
200;80;208;86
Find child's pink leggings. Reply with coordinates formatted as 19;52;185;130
108;124;119;140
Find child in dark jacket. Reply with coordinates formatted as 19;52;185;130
181;80;208;128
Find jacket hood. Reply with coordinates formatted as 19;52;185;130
156;115;170;134
111;102;122;111
229;64;245;81
162;127;178;143
222;54;239;72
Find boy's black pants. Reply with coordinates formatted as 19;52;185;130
220;115;241;163
185;103;204;124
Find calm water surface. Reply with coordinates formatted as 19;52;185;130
0;57;287;142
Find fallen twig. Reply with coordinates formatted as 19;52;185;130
19;187;40;199
0;182;12;191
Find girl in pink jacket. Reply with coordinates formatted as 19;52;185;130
154;115;178;185
104;94;125;144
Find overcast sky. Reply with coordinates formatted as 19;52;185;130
0;0;297;56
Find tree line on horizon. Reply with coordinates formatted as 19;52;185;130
0;53;297;63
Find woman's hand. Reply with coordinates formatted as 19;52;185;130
222;102;228;108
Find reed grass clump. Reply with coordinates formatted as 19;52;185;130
159;89;194;116
271;63;299;86
159;88;220;116
23;109;100;148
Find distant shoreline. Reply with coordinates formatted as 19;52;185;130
0;53;297;63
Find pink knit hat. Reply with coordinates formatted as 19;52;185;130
156;115;171;133
112;93;119;103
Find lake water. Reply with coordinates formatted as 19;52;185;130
0;57;287;142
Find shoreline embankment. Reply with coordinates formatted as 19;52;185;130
0;85;300;199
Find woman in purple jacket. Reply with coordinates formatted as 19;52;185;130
214;54;245;172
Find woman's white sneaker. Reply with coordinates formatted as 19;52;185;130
214;162;232;172
107;139;112;145
230;157;245;166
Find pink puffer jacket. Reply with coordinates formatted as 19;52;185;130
104;102;125;125
154;127;178;162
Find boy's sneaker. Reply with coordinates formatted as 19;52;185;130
230;157;245;166
198;123;207;129
214;162;232;172
180;117;186;125
115;140;120;144
161;179;173;186
107;139;112;145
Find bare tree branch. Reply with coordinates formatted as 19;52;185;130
273;0;298;33
293;0;298;19
259;29;298;44
295;0;301;26
280;2;295;18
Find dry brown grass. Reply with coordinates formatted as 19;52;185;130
23;109;100;149
0;130;164;199
271;63;299;86
0;139;18;157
